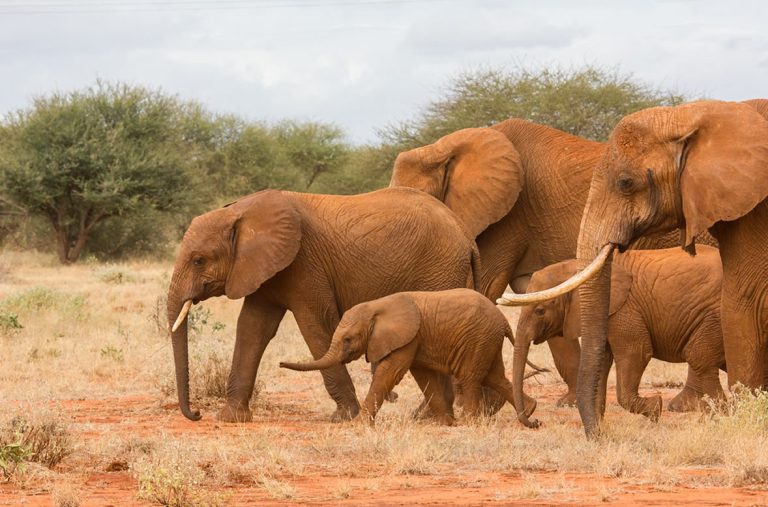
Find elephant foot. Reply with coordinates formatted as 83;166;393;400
330;404;360;422
217;404;253;423
523;396;537;418
555;390;577;407
643;396;663;422
479;387;505;416
668;387;703;412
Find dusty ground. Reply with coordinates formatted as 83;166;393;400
1;251;767;506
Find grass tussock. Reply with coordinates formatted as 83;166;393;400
0;408;73;481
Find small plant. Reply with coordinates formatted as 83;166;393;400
133;449;227;507
52;484;82;507
97;268;135;285
7;415;73;468
0;311;22;336
192;349;229;401
188;307;225;334
0;439;32;480
2;286;88;321
100;346;125;363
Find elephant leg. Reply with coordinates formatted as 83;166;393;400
413;373;456;420
360;344;417;423
547;334;581;407
457;381;484;420
672;316;728;411
720;289;765;391
292;310;361;422
220;295;286;423
667;366;706;412
614;345;660;421
410;366;455;425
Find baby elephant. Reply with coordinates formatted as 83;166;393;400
514;246;725;426
281;288;537;425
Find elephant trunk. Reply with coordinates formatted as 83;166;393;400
280;339;344;372
575;218;615;438
512;332;538;428
167;279;201;422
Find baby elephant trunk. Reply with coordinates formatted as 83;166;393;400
280;340;344;372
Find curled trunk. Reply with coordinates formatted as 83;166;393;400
281;339;344;372
167;289;201;421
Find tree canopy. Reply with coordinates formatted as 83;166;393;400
0;67;690;262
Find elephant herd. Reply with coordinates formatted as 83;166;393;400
167;99;768;437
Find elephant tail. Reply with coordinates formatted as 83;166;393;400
470;243;482;292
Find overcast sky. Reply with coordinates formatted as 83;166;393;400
1;0;766;143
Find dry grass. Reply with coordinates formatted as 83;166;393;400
0;249;764;505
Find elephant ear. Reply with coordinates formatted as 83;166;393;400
365;294;421;364
224;190;302;300
608;262;632;316
390;128;523;238
562;293;581;342
666;101;768;248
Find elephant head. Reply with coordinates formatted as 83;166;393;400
512;259;632;427
390;128;524;238
280;293;421;371
500;100;768;436
167;190;302;421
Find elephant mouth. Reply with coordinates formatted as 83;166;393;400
533;335;548;345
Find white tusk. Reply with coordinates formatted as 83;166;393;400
171;300;193;332
496;244;615;306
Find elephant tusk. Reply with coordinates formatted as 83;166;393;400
496;243;615;306
171;300;193;332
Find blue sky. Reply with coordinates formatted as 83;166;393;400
1;0;766;143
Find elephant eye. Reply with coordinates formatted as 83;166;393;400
193;256;206;267
534;307;545;316
617;176;634;194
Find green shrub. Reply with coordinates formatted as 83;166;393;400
0;311;22;336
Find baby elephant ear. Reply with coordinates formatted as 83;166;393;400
669;101;768;248
366;294;422;364
608;262;633;316
225;190;302;300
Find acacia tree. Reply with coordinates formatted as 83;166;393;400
0;82;201;263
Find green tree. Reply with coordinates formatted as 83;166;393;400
371;65;688;180
0;82;205;263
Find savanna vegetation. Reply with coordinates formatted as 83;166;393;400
0;66;686;264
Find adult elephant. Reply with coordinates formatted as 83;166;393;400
499;100;768;437
390;120;689;406
167;187;479;423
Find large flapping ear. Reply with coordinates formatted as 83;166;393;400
662;101;768;248
608;261;632;316
224;190;302;300
390;128;523;238
365;293;422;364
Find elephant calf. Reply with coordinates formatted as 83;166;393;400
514;246;725;426
281;288;537;425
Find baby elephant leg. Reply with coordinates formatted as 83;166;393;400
614;346;661;421
361;343;417;424
670;319;727;412
410;366;455;425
